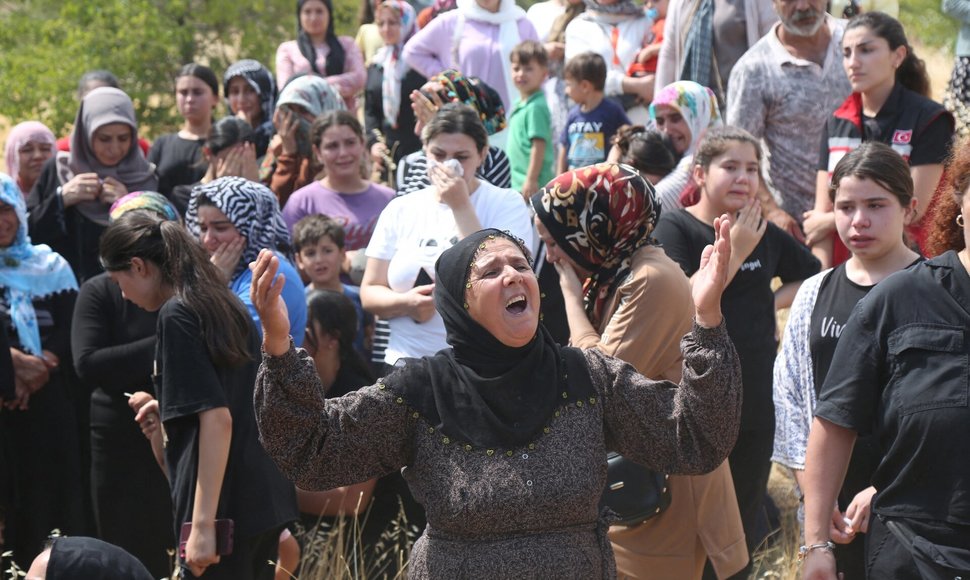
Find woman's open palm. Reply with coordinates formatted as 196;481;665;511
691;214;732;327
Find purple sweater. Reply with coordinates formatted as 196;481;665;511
402;10;538;111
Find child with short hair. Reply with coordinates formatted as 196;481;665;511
508;40;555;198
293;214;374;359
558;52;631;174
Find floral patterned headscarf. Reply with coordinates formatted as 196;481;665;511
649;80;722;157
531;163;661;326
429;70;507;135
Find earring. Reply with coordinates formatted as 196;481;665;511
957;214;965;228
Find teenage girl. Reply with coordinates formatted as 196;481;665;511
774;142;921;579
652;126;821;576
100;212;296;580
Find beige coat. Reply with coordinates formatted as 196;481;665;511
571;245;748;580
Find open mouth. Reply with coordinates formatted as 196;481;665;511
506;295;528;314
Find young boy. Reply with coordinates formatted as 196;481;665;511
293;214;373;357
508;40;555;199
558;52;631;174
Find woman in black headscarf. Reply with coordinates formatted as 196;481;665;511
223;60;277;158
252;216;742;577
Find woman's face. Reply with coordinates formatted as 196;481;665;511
694;141;760;215
314;124;365;181
533;216;592;277
842;26;906;95
426;133;486;189
91;123;134;167
375;8;403;46
227;77;261;122
304;321;339;383
17;140;54;184
475;0;501;13
652;105;691;156
833;175;913;261
176;75;218;125
107;259;168;312
0;202;18;248
465;238;540;348
196;204;244;255
301;0;330;38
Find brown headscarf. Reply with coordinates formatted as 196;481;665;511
56;87;157;226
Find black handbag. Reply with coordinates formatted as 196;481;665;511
599;452;672;527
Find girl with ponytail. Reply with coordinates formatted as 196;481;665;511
276;0;367;109
806;11;954;268
100;212;296;580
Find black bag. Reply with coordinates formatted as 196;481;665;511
599;452;672;527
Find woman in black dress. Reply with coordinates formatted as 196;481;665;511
0;173;81;568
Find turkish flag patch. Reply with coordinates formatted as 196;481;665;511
892;130;913;144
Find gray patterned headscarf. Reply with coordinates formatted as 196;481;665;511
185;177;291;277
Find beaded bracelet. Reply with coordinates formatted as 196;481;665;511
797;541;836;562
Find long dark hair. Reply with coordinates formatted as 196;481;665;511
306;290;375;383
613;125;677;178
297;0;346;78
99;212;252;367
846;12;930;98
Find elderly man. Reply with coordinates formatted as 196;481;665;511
727;0;851;239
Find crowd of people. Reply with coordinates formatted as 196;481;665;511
3;0;970;578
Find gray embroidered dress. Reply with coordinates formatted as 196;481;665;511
254;322;742;579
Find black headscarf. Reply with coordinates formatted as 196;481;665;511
297;0;346;77
46;537;154;580
383;229;595;451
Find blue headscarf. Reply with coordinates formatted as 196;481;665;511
0;173;78;355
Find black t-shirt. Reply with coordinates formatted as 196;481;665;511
816;251;970;524
810;264;874;398
147;134;207;198
155;298;296;539
653;209;820;430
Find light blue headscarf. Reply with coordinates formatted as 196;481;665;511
0;173;78;355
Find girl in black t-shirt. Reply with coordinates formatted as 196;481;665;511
652;126;821;573
99;212;296;580
774;143;921;578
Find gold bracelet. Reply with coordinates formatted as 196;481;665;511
797;541;835;562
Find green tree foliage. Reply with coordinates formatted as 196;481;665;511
0;0;360;138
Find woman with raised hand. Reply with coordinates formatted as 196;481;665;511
185;177;307;347
397;71;511;194
361;104;533;368
99;211;297;580
774;142;921;578
148;64;220;199
260;74;345;206
28;87;158;282
532;163;748;580
275;0;366;109
252;206;741;577
4;121;56;199
223;60;277;159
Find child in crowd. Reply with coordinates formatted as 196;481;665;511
508;40;555;199
293;214;374;360
652;126;820;576
629;0;668;76
558;52;630;173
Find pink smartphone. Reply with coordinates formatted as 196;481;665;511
178;519;234;560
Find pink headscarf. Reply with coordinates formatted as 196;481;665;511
4;121;56;194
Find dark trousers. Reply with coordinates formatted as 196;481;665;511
721;428;774;580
